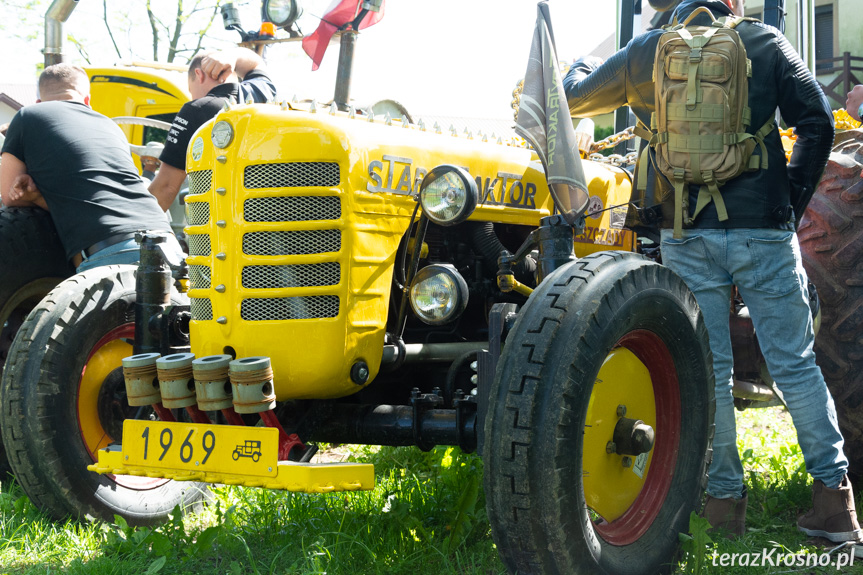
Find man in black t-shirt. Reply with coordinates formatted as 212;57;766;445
0;64;180;272
148;48;277;210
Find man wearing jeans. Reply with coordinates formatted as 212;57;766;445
1;64;181;273
565;0;862;543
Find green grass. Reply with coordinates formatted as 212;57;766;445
1;407;862;574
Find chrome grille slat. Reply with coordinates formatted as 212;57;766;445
241;296;339;321
186;202;210;226
187;170;212;196
190;298;213;320
188;265;212;289
244;196;341;222
244;162;340;189
187;234;212;256
242;263;340;289
242;230;340;256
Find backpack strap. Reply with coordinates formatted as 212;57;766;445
676;26;721;109
745;117;776;170
690;171;729;224
680;6;717;26
672;168;688;239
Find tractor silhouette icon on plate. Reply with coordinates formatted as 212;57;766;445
233;440;262;462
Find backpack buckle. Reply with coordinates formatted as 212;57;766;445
689;48;702;62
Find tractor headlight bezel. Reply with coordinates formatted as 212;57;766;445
263;0;302;28
409;264;469;326
211;120;234;149
418;165;478;227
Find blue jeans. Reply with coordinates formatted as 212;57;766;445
76;235;184;273
660;228;847;499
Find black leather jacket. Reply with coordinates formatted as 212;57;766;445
564;0;834;231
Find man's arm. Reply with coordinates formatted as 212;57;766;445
0;153;48;210
148;162;187;211
201;48;265;82
774;34;834;219
564;51;629;119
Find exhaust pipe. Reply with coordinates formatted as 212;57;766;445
44;0;79;67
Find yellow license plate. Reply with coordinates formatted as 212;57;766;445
123;420;279;477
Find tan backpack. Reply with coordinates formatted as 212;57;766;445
637;7;774;238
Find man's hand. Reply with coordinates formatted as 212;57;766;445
200;52;236;83
9;174;41;203
847;84;863;122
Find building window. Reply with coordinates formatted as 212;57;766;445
815;5;834;71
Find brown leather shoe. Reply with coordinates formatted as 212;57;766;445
798;475;863;543
702;487;747;537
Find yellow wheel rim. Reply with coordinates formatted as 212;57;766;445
78;327;133;457
583;347;656;521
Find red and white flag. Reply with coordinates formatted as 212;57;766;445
302;0;386;71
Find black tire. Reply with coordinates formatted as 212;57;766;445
0;207;73;479
799;130;863;478
0;265;206;525
483;252;714;575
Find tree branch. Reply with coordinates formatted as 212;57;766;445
167;0;185;63
146;0;160;61
103;0;124;60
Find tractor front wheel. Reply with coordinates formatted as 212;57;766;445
483;252;714;575
0;265;206;524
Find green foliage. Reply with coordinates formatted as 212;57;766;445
678;512;714;575
1;406;858;574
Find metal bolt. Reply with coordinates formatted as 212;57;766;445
622;456;632;468
470;374;478;385
217;316;227;324
216;220;226;228
216;187;227;195
358;366;369;380
195;461;199;466
215;284;226;293
268;467;273;472
216;252;227;260
606;441;616;454
125;455;129;460
617;404;627;417
216;155;227;164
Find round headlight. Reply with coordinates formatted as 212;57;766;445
419;165;478;226
211;120;234;148
409;264;469;325
264;0;302;28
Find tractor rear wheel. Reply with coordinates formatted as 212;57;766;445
0;265;206;524
483;252;714;575
0;207;72;479
799;128;863;478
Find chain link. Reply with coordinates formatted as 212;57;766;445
589;126;637;153
588;151;638;167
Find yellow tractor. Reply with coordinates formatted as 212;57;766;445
0;56;716;575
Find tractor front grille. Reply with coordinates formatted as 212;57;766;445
243;162;340;189
240;296;340;321
243;196;341;222
186;202;210;226
190;297;213;321
242;263;340;289
187;170;212;196
242;230;340;256
187;234;212;256
189;265;212;289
